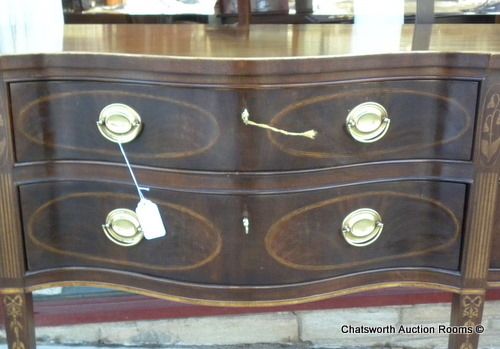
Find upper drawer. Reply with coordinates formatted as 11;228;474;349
11;79;477;170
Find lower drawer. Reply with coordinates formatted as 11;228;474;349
21;180;466;285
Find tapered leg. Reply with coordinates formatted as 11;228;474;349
448;293;485;349
2;292;36;349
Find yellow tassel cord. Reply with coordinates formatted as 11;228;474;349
241;108;317;140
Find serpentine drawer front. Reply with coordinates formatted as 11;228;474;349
11;79;477;170
2;24;500;349
21;180;465;287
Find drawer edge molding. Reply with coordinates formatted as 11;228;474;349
24;267;462;307
0;52;491;77
13;160;474;194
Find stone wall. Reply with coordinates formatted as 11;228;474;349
1;301;500;348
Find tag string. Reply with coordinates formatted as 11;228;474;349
118;143;146;200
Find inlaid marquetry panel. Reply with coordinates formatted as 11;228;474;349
449;292;485;349
1;292;35;349
469;83;500;282
3;294;27;349
480;86;500;167
482;83;500;277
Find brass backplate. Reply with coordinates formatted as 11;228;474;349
97;103;143;143
341;208;383;247
102;208;143;247
346;102;390;143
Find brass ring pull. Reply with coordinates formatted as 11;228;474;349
97;103;143;143
346;102;390;143
341;208;383;247
102;208;144;246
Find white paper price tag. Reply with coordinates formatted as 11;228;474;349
136;198;166;240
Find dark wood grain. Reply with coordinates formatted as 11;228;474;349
21;180;465;287
12;160;474;194
11;80;232;169
24;267;462;305
1;52;488;86
11;79;477;170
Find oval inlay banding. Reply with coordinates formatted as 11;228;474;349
265;191;460;271
17;89;220;160
27;192;222;272
268;88;472;159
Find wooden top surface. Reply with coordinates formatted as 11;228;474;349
1;24;500;59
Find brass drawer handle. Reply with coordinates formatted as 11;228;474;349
102;208;144;246
341;208;383;247
97;103;143;143
241;108;317;139
346;102;390;143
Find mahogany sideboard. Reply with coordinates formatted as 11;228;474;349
1;24;500;349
